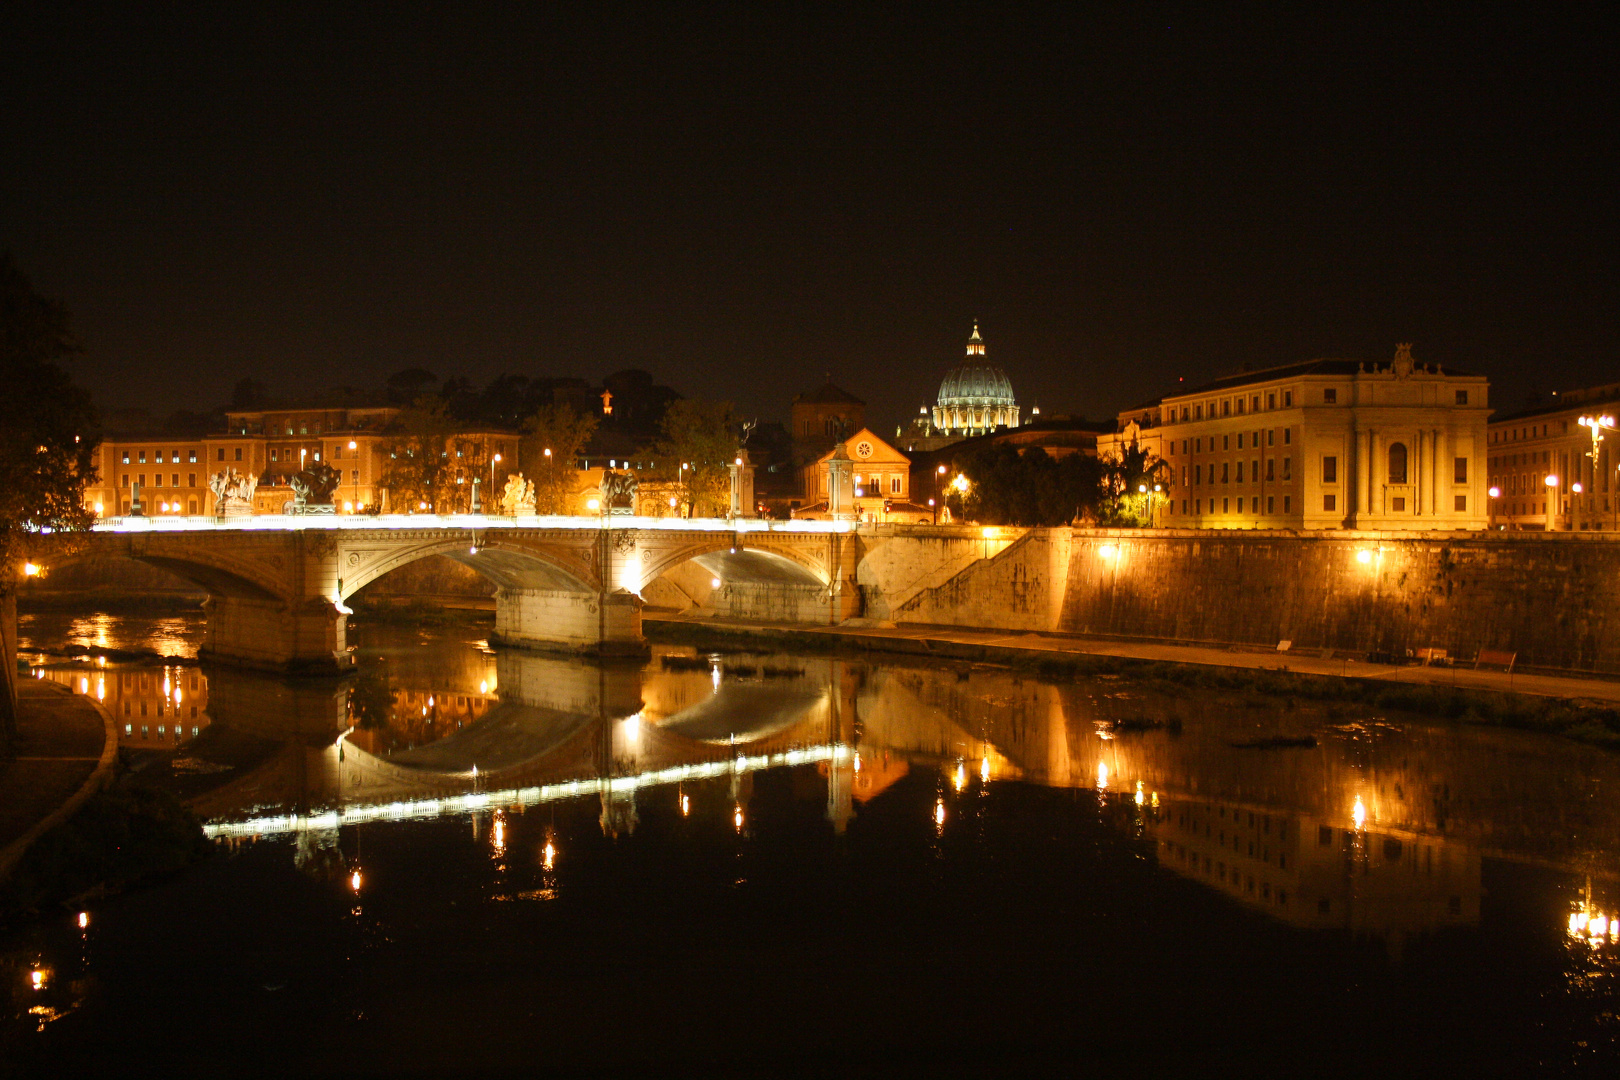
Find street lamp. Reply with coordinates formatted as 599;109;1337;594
1545;473;1559;531
490;453;502;510
348;440;358;510
1578;414;1616;530
933;463;947;525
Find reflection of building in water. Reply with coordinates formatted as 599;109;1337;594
1148;795;1480;939
34;664;211;749
345;686;496;756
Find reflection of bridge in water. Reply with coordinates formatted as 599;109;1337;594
37;634;1618;947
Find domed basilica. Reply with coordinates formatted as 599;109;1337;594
930;322;1020;436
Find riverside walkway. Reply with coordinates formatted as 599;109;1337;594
0;680;118;880
645;614;1620;706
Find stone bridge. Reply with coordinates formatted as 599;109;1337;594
60;516;1061;672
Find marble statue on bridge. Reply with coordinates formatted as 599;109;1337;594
501;473;536;516
207;468;258;516
287;462;341;514
600;469;637;514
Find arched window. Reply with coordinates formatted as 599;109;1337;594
1387;442;1408;484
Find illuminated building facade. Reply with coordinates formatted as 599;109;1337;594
1104;345;1490;530
1487;382;1620;531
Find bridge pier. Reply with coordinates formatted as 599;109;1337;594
200;595;350;674
490;586;646;657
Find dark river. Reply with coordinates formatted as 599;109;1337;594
7;610;1620;1075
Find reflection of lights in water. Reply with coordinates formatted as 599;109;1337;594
78;911;88;929
953;762;966;791
174;688;182;704
622;713;641;741
980;756;991;783
492;814;507;856
733;805;744;831
711;664;722;691
853;753;862;775
79;677;88;694
542;840;556;870
1149;792;1159;808
1134;780;1145;807
1352;796;1367;830
427;696;434;708
31;970;45;990
934;798;946;827
1097;761;1109;790
96;679;105;701
680;792;691;816
1567;909;1620;944
350;870;363;893
479;680;489;695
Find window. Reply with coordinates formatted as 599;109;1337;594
1181;407;1189;421
1283;495;1291;513
1181;465;1188;486
1222;498;1229;513
1388;442;1408;484
137;474;145;488
1222;400;1230;416
1324;493;1337;511
1196;405;1203;420
1252;395;1261;411
1323;388;1337;404
1266;459;1275;481
1195;464;1202;485
1322;456;1337;483
138;450;147;463
1236;462;1244;483
890;475;901;494
1283;428;1291;444
217;448;225;461
1392;497;1406;511
121;451;130;464
1195;437;1201;452
1222;434;1229;450
352;469;359;482
1267;393;1276;409
1236;398;1244;414
188;498;198;514
1267;429;1274;446
151;473;161;488
188;473;196;487
1221;463;1229;483
1195;499;1201;514
1456;390;1469;405
1267;496;1274;513
1284;391;1293;407
234;448;243;461
1454;456;1467;483
1282;457;1291;481
1181;500;1188;515
1237;433;1244;449
270;449;278;461
189;450;197;462
1455;495;1467;512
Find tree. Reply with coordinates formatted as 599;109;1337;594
943;444;1102;526
654;399;736;517
378;395;457;512
1;255;100;744
385;367;438;405
1097;442;1171;526
521;403;598;515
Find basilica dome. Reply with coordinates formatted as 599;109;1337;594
932;323;1020;436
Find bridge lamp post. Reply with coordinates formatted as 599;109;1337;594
1488;486;1501;529
348;440;358;510
490;453;502;512
1578;414;1616;529
1545;473;1560;530
932;463;946;524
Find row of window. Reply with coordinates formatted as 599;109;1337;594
1492;422;1552;443
121;449;198;464
853;474;904;494
1185;458;1294;486
1176;492;1467;516
1167;386;1472;424
1170;429;1293;453
121;473;198;488
1491;450;1550;468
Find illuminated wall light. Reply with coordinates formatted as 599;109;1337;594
710;577;722;589
1356;549;1373;564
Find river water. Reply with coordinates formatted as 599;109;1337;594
6;610;1620;1074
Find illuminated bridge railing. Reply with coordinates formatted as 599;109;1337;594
202;743;851;839
92;514;854;534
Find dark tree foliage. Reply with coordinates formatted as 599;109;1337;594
1;255;100;741
946;444;1103;526
385;367;439;405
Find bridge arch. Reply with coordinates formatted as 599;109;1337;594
632;539;828;595
45;544;286;602
339;537;598;602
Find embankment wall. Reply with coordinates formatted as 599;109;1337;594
1058;529;1620;673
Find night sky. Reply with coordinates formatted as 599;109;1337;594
4;5;1615;431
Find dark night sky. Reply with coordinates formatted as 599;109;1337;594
4;4;1616;431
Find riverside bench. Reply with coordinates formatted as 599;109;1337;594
1474;648;1518;672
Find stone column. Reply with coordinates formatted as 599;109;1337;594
1355;427;1369;522
728;449;756;520
827;443;855;522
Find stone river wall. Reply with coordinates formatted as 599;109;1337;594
1056;528;1620;673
